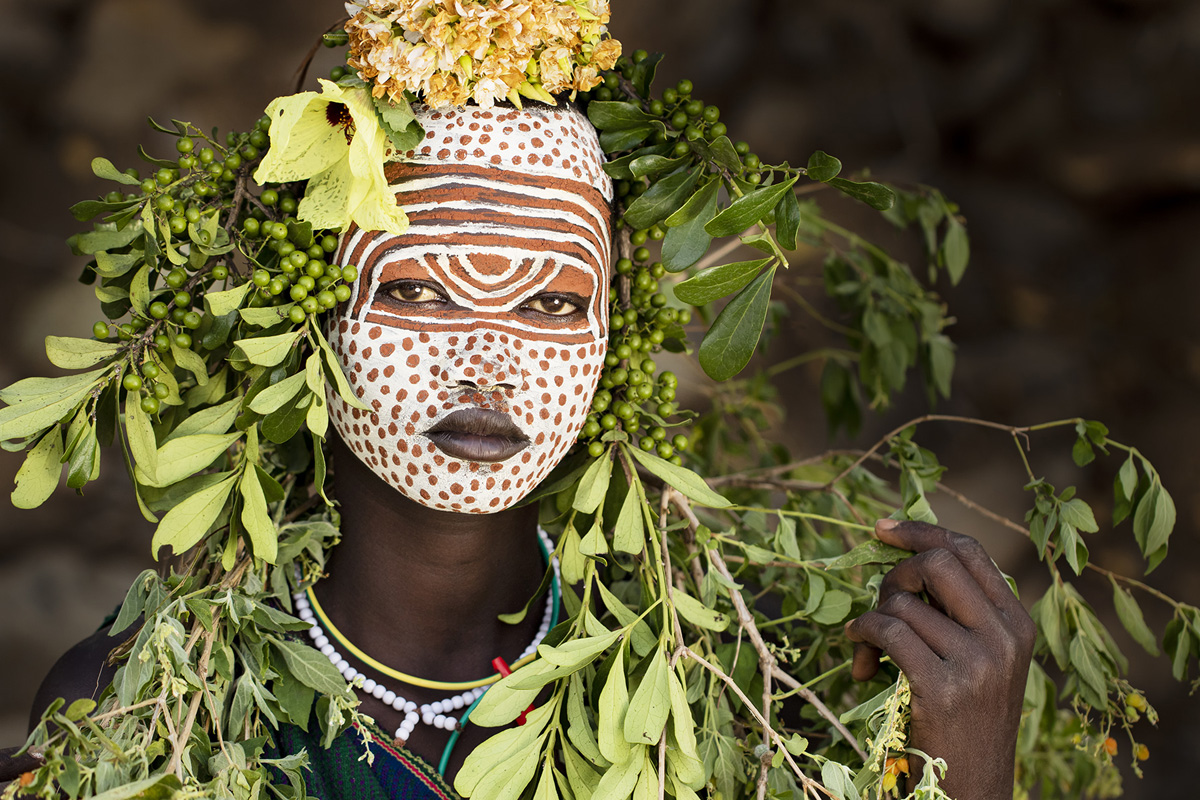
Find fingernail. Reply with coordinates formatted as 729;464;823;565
876;518;898;532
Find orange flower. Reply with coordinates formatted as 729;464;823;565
1103;737;1118;757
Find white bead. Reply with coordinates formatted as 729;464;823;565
300;610;315;623
404;701;417;713
451;695;465;710
391;695;406;711
382;690;396;705
445;715;458;729
320;644;336;657
362;679;377;694
422;712;435;725
308;625;321;638
430;701;444;714
473;687;485;699
335;658;349;672
314;634;329;649
460;691;475;706
433;714;447;729
372;684;386;700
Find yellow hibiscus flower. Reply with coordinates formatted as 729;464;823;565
254;79;408;236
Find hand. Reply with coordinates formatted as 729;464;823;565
845;519;1036;800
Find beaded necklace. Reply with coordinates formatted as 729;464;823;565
293;528;560;749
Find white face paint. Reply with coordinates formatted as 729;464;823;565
327;104;613;514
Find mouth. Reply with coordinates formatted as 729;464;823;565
423;408;530;462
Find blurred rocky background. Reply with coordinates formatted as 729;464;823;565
0;0;1196;795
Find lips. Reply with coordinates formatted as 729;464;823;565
423;408;530;462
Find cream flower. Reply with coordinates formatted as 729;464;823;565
345;0;622;109
254;80;408;235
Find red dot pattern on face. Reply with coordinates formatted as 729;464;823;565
326;104;612;515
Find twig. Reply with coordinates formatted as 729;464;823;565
168;624;217;777
708;548;869;762
659;491;686;654
826;414;1044;489
682;648;831;799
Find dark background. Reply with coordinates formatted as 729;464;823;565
0;0;1196;795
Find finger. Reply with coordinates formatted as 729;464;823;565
850;641;882;682
876;590;973;659
845;610;941;685
875;519;1021;614
877;549;1002;631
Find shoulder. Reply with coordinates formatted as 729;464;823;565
28;623;125;733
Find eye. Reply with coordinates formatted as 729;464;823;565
385;281;446;304
522;294;582;317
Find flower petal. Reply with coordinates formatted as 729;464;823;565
254;92;347;185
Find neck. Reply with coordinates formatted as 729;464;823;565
316;435;546;683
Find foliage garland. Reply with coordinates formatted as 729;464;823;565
0;13;1195;800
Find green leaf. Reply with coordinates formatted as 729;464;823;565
274;676;315;731
240;465;278;563
375;94;424;153
136;432;240;488
470;667;545;727
705;177;798;238
827;178;896;211
624;166;703;231
776;186;801;251
810;589;853;625
1117;455;1138;500
806;151;842;183
314;324;370;410
672;589;728;631
44;336;122;370
573;453;613;514
164;398;240;443
1060;497;1100;533
272;638;351;695
587;101;656;130
697;268;774;381
612;482;645;555
94;251;141;278
825;539;911;569
1110;577;1159;656
204;282;253;317
0;369;107;442
597;646;631;764
125;390;158;480
624;446;730;508
234;330;303;367
11;426;64;509
567;673;607;768
928;334;955;399
1069;634;1109;705
240;305;294;327
662;178;720;272
171;338;210;386
673;258;771;306
595;582;656;657
89;775;182;800
91;157;141;186
942;219;969;284
249;371;308;415
150;473;236;557
540;630;622;669
630;154;690;180
457;705;555;796
625;647;670;745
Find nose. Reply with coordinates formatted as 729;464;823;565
439;334;525;392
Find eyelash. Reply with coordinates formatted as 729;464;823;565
380;282;587;320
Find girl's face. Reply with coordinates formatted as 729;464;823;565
327;105;613;514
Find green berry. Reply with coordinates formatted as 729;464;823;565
153;383;170;400
242;217;261;236
634;247;651;263
316;290;337;309
710;122;727;139
307;261;326;279
290;285;309;302
289;251;309;269
141;396;160;414
288;305;307;324
662;87;678;105
640;436;655;452
153;334;171;353
610;367;628;385
587;441;606;458
183;311;203;329
140;362;160;380
676;79;693;96
321;235;339;253
341;264;359;282
211;264;229;281
155;168;174;186
166;269;187;289
657;442;675;459
268;279;285;296
673;434;689;451
600;413;618;430
261;188;279;207
92;321;110;340
279;195;297;214
252;269;271;287
583;420;602;438
671;111;689;129
122;373;143;391
333;284;352;302
169;216;187;235
174;291;192;308
149;301;169;319
176;136;195;154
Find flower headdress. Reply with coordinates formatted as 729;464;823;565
0;2;1188;799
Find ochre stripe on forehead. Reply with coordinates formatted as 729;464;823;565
386;162;610;211
404;205;608;263
362;311;598;344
